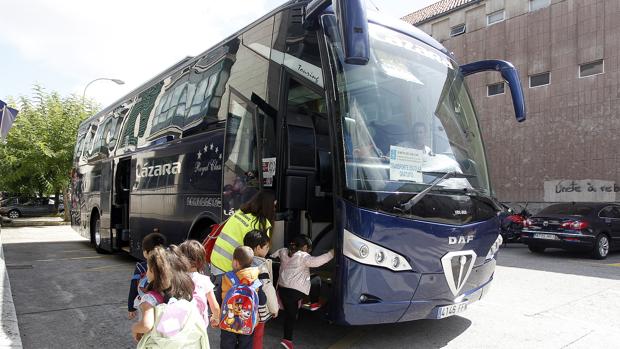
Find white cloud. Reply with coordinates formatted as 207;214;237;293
0;0;432;106
0;0;273;106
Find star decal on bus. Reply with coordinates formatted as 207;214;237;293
194;142;223;176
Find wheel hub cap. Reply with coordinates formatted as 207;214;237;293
600;236;609;256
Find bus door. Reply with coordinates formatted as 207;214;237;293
279;75;335;264
221;87;262;218
112;157;131;251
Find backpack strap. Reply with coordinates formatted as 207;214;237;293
250;279;262;291
147;291;165;304
225;271;240;286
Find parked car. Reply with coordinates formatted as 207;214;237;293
0;197;62;219
521;202;620;259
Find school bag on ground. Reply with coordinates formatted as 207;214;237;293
219;271;261;335
137;298;209;349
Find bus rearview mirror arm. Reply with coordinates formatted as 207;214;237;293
304;0;370;65
460;60;526;122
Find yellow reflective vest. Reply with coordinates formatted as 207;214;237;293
211;210;271;273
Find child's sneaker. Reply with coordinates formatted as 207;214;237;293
301;302;322;311
280;339;294;349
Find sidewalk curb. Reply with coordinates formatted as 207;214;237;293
2;221;70;228
0;228;23;348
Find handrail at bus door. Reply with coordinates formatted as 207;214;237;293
304;0;369;65
460;60;526;122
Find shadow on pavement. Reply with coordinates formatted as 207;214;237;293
253;309;472;349
496;243;620;280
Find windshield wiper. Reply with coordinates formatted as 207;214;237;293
396;171;476;212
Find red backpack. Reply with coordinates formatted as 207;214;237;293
202;219;228;265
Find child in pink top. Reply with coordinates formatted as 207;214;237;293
179;240;221;328
271;235;333;349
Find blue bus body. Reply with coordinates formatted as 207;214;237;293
70;0;524;325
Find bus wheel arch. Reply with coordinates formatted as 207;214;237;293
187;213;218;242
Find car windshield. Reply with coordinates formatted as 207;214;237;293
538;204;593;216
324;17;490;194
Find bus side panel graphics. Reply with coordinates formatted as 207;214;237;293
130;132;225;247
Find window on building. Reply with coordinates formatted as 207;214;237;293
529;72;550;88
529;0;551;12
487;82;505;96
450;24;466;37
487;10;505;26
579;60;604;78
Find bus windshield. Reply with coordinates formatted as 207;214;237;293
324;17;490;195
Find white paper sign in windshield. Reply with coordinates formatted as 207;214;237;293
389;146;426;183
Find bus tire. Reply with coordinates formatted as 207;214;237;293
91;214;107;254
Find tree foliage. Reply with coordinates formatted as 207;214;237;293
0;86;98;197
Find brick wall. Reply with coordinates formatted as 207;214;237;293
408;0;620;202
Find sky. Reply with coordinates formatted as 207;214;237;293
0;0;437;107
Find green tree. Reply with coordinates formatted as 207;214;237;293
0;86;98;214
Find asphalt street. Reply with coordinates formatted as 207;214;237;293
1;226;620;349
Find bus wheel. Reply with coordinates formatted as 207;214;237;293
91;215;107;254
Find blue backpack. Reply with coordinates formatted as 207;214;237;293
219;271;261;335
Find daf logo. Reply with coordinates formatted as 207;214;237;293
448;235;474;245
441;250;477;297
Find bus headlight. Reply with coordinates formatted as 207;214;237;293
343;229;413;272
485;234;503;260
359;244;369;258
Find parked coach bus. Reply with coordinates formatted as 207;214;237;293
70;0;526;325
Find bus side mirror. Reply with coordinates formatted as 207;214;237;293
304;0;369;65
460;60;526;122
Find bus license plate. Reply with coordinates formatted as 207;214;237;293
533;233;558;240
436;302;468;319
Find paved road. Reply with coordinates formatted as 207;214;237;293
2;226;620;348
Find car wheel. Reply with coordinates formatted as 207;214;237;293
592;234;609;260
92;215;107;254
8;210;20;219
528;244;545;253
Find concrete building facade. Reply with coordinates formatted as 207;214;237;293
403;0;620;207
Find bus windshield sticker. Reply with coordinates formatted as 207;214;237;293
369;25;453;70
389;146;425;183
262;157;276;187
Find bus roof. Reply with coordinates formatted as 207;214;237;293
82;0;451;127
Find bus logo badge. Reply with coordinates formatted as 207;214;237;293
441;250;477;297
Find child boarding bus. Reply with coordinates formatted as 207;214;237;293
70;0;526;325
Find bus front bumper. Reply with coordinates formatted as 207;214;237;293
335;258;495;325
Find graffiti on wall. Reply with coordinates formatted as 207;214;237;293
544;179;619;202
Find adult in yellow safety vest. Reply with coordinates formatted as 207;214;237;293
211;189;275;275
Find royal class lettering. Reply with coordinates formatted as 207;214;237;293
137;161;181;178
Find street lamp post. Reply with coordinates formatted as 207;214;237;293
82;78;125;101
